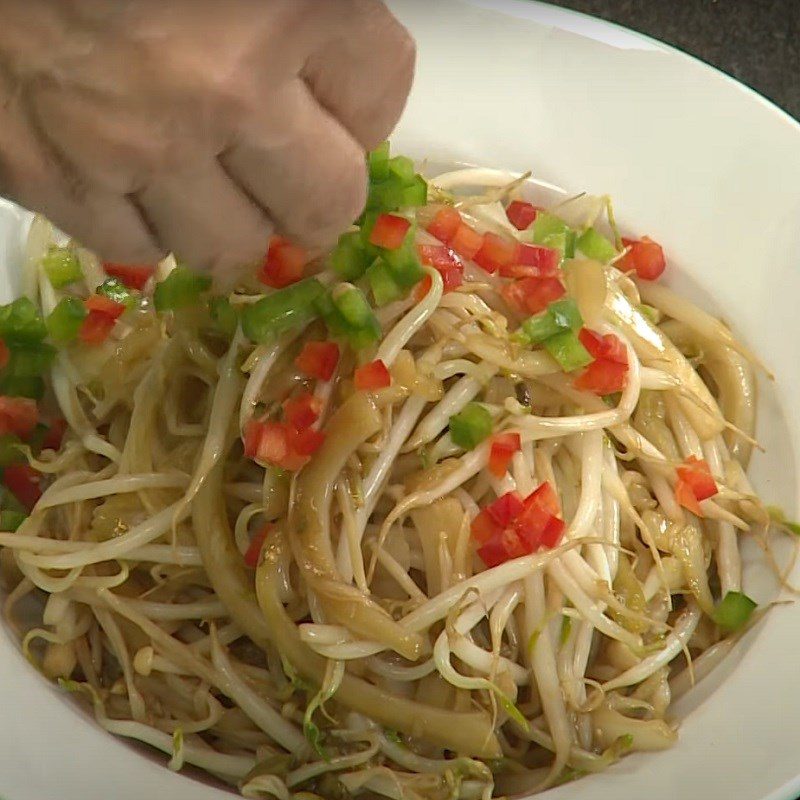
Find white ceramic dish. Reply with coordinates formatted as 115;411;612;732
1;1;799;798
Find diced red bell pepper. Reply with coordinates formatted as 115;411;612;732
473;232;518;275
243;419;263;460
103;263;155;290
575;329;628;393
295;341;340;382
290;426;326;457
514;502;553;549
254;421;289;463
676;456;718;501
471;508;502;545
354;359;391;391
413;274;433;302
79;311;117;345
578;329;628;365
501;276;565;316
514;481;563;551
244;416;323;471
85;294;126;319
283;392;322;431
525;481;561;515
243;419;287;467
426;207;462;244
417;245;464;293
573;359;628;394
80;293;127;345
257;235;307;289
478;527;528;568
501;244;560;278
486;491;524;527
488;432;521;478
519;276;565;315
473;480;563;567
244;525;271;568
369;214;411;250
506;201;540;231
42;418;67;451
0;340;9;370
675;478;703;516
0;396;38;439
439;266;464;293
620;236;666;281
450;223;484;261
3;463;42;510
539;515;566;549
417;244;459;269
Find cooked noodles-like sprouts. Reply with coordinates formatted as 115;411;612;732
0;160;781;797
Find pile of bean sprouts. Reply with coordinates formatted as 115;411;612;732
0;165;782;798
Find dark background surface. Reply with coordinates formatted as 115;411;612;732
545;0;800;121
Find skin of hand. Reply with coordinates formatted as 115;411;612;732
0;0;415;275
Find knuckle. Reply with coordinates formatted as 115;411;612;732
293;155;367;244
393;22;417;74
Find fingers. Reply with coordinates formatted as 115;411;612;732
302;0;416;150
0;86;163;263
133;163;272;272
219;79;367;248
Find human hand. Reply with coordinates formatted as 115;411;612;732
0;0;415;273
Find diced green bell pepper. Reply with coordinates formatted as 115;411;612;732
153;267;212;312
637;303;661;325
521;298;583;344
449;402;493;450
97;277;136;308
0;509;26;531
0;298;48;344
387;155;415;183
366;260;403;306
332;284;374;328
47;297;87;344
400;175;428;207
367;141;391;182
0;375;45;399
0;434;24;467
530;213;576;258
365;150;428;213
208;296;239;338
576;227;617;263
712;591;756;633
383;239;425;289
242;278;325;343
3;342;56;378
544;330;593;372
317;285;381;350
42;246;82;289
331;231;373;281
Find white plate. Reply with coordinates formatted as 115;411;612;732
1;2;799;799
